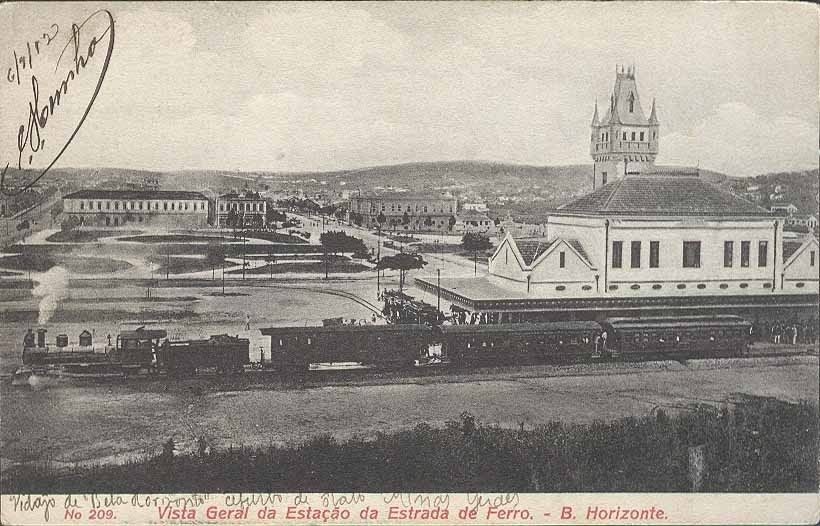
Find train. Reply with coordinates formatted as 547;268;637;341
261;315;753;371
15;315;752;382
16;326;250;380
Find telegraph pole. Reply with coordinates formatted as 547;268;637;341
437;268;441;321
242;230;246;281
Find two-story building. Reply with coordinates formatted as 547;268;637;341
349;192;457;232
62;190;209;228
215;192;267;228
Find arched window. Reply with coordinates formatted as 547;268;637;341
628;92;635;113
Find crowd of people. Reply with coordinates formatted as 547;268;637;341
750;319;819;345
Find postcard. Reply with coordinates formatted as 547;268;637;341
1;2;818;525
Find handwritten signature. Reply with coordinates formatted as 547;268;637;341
1;9;115;197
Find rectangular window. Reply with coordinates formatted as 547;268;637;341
640;131;645;141
79;202;84;210
602;172;608;185
612;241;623;268
631;241;641;268
649;241;659;268
740;241;750;267
631;132;636;140
559;251;566;268
811;251;816;267
106;202;110;210
683;241;701;268
723;241;733;267
758;241;768;267
622;132;627;140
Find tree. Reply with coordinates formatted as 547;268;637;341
376;212;386;226
462;232;493;276
424;216;433;229
320;230;367;257
462;232;493;252
375;253;427;292
448;215;456;231
402;211;410;225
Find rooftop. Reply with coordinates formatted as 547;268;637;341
64;189;207;201
557;174;772;217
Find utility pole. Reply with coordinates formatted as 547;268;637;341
166;250;169;280
474;250;477;276
437;268;441;321
242;230;246;281
376;223;382;295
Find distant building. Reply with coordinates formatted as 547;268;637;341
462;202;489;212
62;190;209;228
770;203;799;215
453;210;496;235
216;191;267;228
349;192;457;232
590;64;659;189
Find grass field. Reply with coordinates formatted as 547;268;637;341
45;230;142;243
3;397;814;493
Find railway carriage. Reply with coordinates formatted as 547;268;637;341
438;321;602;365
261;324;433;371
600;315;751;357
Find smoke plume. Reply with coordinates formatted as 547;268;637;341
32;266;69;324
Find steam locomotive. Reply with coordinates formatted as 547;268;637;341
17;326;249;380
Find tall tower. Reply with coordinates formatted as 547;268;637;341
590;65;659;189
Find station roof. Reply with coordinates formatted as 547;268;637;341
64;190;207;200
557;175;772;217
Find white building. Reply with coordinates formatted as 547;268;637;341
486;172;819;297
216;192;267;228
62;190;209;228
454;210;496;235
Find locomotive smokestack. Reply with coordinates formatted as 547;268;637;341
37;328;47;348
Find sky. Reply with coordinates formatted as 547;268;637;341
1;2;818;177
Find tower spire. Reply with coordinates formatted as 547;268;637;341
649;98;658;123
591;98;600;126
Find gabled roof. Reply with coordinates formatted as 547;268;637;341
557;174;773;217
516;239;556;266
783;237;819;270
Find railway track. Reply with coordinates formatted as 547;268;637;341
257;282;387;320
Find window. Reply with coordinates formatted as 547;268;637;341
640;132;644;141
649;241;659;268
631;132;636;141
682;241;701;268
758;241;768;267
811;251;816;266
559;251;566;268
622;132;627;140
602;172;608;185
97;202;101;210
164;202;167;211
114;202;119;210
505;248;508;264
628;93;635;112
612;241;623;268
106;202;110;210
740;241;750;267
80;202;84;210
631;241;641;268
723;241;733;267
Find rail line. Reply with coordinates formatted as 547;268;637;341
257;282;387;320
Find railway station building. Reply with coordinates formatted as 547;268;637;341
62;190;210;228
215;191;268;228
416;171;819;322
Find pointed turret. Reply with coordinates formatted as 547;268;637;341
609;91;621;124
591;99;600;126
648;98;659;124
